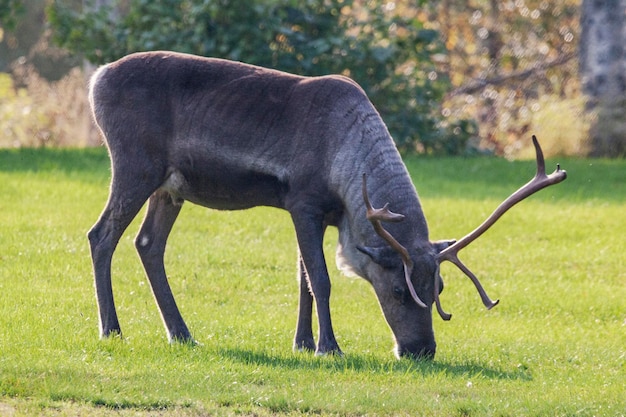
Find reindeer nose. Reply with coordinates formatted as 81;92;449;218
397;339;436;360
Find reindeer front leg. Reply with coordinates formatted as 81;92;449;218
290;207;342;356
294;254;316;352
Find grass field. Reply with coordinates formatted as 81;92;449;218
0;148;624;416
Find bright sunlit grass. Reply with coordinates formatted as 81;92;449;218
0;148;624;416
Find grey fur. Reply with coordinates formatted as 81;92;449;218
88;51;445;358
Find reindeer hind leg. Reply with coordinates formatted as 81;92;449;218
135;190;193;343
88;153;165;339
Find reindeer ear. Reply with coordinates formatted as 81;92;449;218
356;245;398;269
432;239;456;254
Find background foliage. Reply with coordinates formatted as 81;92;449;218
430;0;582;157
0;0;617;155
47;0;476;154
0;0;23;30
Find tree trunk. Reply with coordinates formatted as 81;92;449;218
580;0;626;157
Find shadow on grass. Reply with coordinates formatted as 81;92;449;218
216;347;532;382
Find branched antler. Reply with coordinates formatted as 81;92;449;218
362;174;427;308
436;135;567;314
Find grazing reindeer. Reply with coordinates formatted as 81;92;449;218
88;51;566;358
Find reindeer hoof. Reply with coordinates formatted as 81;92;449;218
171;337;200;347
315;344;344;357
100;328;123;340
168;329;195;345
294;338;316;352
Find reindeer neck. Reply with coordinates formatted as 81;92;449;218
330;109;429;246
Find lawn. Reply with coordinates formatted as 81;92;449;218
0;148;624;416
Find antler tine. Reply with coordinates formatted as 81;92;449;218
433;265;452;321
437;135;567;309
446;255;500;309
362;174;427;309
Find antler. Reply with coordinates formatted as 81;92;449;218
433;264;452;321
437;135;567;312
362;174;427;308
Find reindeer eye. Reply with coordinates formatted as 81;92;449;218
392;286;404;299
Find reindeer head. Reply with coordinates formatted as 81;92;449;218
360;136;567;358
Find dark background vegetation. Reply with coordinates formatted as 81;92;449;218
0;0;622;157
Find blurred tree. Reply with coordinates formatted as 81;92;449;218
427;0;581;157
48;0;478;154
1;0;37;74
0;0;24;30
580;0;626;157
0;0;79;82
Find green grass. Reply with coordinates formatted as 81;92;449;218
0;148;624;416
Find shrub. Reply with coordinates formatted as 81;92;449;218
0;67;95;147
48;0;476;154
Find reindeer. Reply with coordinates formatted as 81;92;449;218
87;51;566;358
